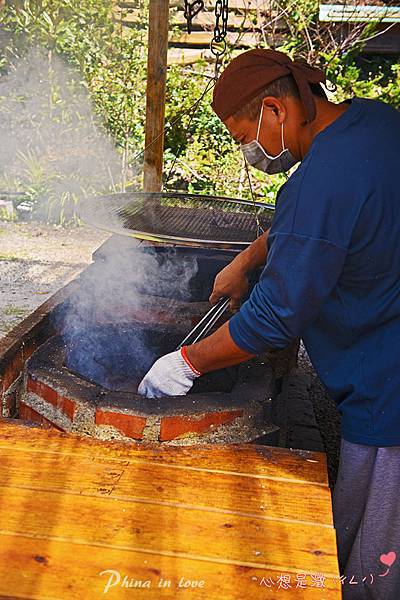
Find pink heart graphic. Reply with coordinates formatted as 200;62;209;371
380;552;397;567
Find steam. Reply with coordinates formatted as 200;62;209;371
60;242;199;391
0;48;121;219
0;48;200;390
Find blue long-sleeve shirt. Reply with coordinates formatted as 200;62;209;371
229;97;400;446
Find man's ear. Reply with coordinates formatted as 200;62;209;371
261;96;286;124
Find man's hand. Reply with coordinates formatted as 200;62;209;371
209;261;249;311
209;228;270;311
138;347;202;398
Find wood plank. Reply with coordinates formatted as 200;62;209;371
170;30;260;47
114;8;268;30
0;532;342;599
117;0;274;10
0;448;334;525
0;421;340;598
169;0;272;8
0;486;339;574
143;0;169;192
167;49;212;65
0;420;329;484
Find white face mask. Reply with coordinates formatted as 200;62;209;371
240;104;298;174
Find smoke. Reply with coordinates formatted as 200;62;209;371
0;47;201;390
0;48;121;221
61;242;199;391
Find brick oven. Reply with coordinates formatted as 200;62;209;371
1;235;298;446
21;319;277;444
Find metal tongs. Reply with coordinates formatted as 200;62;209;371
176;296;230;350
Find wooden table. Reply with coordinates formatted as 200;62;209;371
0;418;341;598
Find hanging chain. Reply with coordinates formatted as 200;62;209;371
184;0;204;34
212;0;229;43
182;0;229;78
210;0;229;79
166;0;229;189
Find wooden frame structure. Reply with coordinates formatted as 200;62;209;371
143;0;170;192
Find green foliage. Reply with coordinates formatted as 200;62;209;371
163;62;286;200
1;0;113;61
88;35;147;157
0;0;399;225
1;0;148;149
0;1;148;223
322;54;400;110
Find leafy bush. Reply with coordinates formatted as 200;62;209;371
0;0;398;224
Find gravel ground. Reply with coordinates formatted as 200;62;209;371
0;221;109;337
298;342;342;487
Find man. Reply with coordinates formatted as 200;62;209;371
139;49;400;599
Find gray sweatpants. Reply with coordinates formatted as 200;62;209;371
332;438;400;600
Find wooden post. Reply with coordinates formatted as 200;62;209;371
143;0;169;192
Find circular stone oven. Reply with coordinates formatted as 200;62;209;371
20;319;278;445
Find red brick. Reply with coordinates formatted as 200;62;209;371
27;376;76;420
0;340;38;393
159;409;244;441
19;402;64;431
95;410;147;440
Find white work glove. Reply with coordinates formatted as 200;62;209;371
138;347;202;398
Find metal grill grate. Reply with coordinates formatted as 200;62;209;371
80;192;275;249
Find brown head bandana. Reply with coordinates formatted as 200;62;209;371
211;49;326;123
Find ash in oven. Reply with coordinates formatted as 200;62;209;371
64;322;237;394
